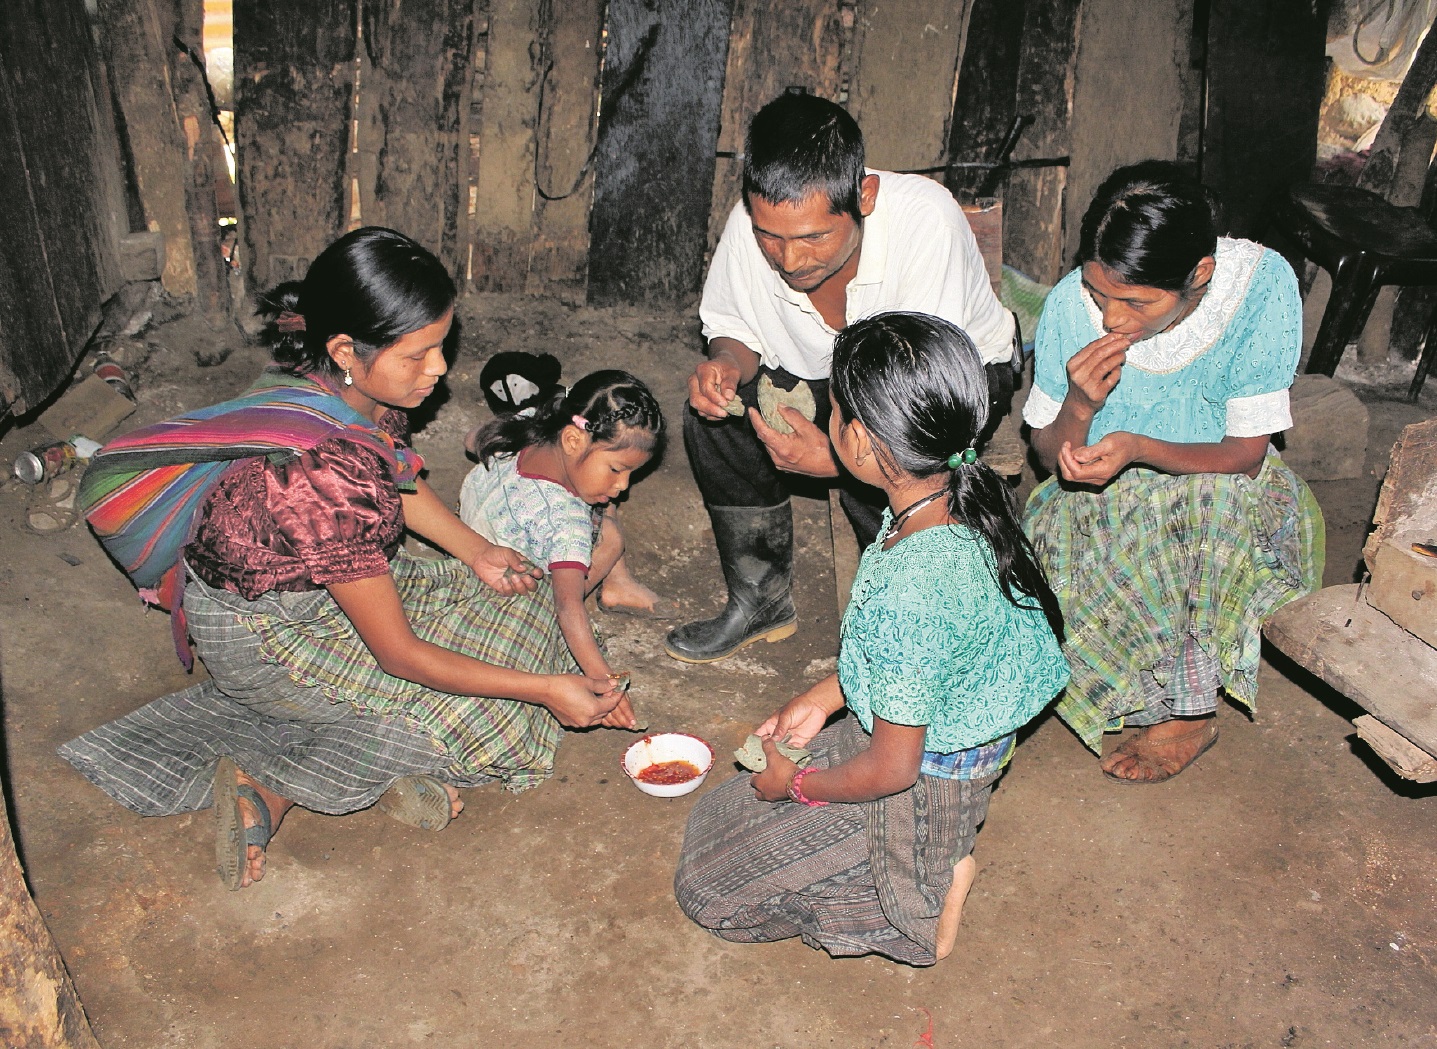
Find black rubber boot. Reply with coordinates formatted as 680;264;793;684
664;503;797;663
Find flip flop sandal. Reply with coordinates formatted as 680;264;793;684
214;756;273;890
23;475;81;535
1101;721;1220;785
377;775;452;831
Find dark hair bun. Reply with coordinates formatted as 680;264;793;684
479;352;563;415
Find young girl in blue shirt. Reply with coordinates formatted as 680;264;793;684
675;311;1069;966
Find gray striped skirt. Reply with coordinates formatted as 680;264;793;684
673;715;998;967
59;554;572;816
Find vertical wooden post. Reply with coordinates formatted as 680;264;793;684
171;0;234;323
847;0;973;172
944;0;1028;205
470;0;545;292
526;0;607;301
586;0;734;306
1002;0;1080;285
1202;0;1328;237
707;0;848;254
95;0;198;300
234;0;357;295
0;0;124;415
358;0;475;285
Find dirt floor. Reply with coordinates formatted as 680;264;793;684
3;294;1436;1048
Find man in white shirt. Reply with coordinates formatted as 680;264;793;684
665;91;1016;664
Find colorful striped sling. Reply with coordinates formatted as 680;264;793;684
78;367;422;666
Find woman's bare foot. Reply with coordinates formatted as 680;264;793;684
936;854;977;960
234;769;293;888
1100;715;1219;783
443;783;463;820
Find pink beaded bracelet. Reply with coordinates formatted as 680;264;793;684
787;766;828;807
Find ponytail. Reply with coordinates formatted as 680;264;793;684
944;460;1064;642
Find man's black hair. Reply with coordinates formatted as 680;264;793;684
742;93;866;221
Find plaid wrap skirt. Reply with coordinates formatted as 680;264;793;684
1023;455;1325;752
60;551;575;815
674;715;997;967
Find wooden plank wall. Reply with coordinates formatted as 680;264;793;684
585;0;735;306
707;1;849;252
359;0;475;287
234;0;358;294
0;0;125;417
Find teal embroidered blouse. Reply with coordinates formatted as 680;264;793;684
837;515;1069;754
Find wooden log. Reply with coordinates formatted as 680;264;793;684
470;0;544;293
234;0;357;294
1354;715;1437;783
1265;584;1437;763
706;0;847;254
95;0;197;300
527;0;606;301
848;0;972;172
358;0;474;285
0;779;100;1048
0;0;125;416
1002;0;1079;285
170;0;234;324
586;0;734;306
1355;22;1437;200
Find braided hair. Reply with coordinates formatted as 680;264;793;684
474;368;665;464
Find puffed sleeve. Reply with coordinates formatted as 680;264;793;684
263;438;403;585
1224;250;1301;437
1023;269;1087;430
856;569;980;729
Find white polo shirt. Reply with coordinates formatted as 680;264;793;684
700;171;1015;380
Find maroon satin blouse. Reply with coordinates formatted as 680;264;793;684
185;409;412;599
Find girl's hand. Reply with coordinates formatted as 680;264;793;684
756;692;835;749
470;543;542;595
543;674;621;728
1058;431;1141;486
750;737;800;802
1064;332;1130;416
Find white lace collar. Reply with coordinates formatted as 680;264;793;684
1079;237;1265;374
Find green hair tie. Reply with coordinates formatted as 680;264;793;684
947;448;978;469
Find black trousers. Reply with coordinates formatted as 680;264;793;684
682;359;1018;552
682;367;886;548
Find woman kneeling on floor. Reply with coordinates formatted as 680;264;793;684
61;227;631;890
1022;161;1325;783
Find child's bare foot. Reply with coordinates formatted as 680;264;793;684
1100;716;1219;784
936;854;977;960
598;561;678;618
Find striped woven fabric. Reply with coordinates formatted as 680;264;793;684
79;368;423;595
1024;455;1325;752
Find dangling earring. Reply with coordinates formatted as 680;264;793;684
344;368;353;386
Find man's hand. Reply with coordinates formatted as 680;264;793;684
749;406;839;478
688;358;744;420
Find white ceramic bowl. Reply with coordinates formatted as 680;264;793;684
622;732;715;798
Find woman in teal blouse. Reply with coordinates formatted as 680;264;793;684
1023;161;1325;783
676;312;1067;967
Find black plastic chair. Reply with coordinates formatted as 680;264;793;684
1270;182;1437;400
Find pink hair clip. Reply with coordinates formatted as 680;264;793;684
571;414;590;431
